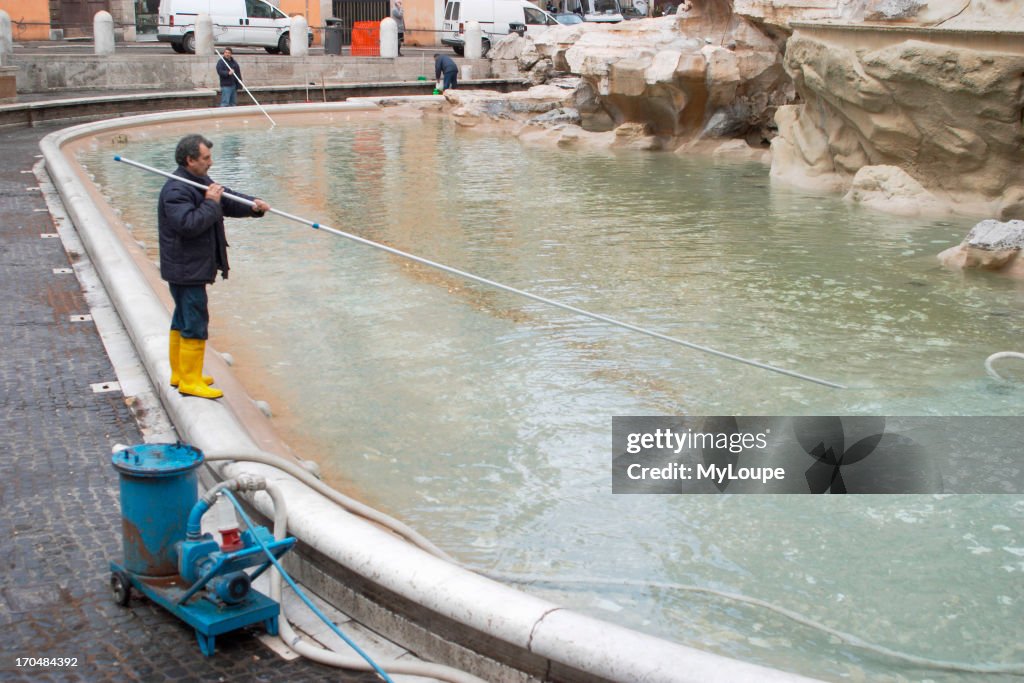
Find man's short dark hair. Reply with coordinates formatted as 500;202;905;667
175;134;214;167
433;53;440;58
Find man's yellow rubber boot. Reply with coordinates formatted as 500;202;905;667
177;337;223;400
169;330;213;387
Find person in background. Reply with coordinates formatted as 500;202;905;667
216;48;241;107
434;53;458;92
158;134;270;400
391;0;405;55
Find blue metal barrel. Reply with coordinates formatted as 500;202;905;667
111;443;204;577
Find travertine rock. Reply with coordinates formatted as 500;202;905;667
711;138;771;162
938;220;1024;278
445;84;580;123
527;8;790;139
772;33;1024;216
733;0;1024;29
964;219;1024;251
843;165;946;216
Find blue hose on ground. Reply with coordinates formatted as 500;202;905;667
220;490;394;683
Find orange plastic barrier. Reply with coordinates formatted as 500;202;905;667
350;21;380;56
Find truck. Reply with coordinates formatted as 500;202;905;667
441;0;560;56
157;0;312;54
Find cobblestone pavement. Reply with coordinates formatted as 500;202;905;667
0;123;378;682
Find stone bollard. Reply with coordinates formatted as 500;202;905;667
379;16;397;58
195;13;214;55
0;10;13;101
464;20;482;59
289;15;308;56
94;11;115;55
0;11;12;67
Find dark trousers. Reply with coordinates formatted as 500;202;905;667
442;69;458;91
169;283;210;339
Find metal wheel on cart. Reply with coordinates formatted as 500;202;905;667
111;570;132;607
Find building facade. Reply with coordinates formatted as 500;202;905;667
2;0;326;42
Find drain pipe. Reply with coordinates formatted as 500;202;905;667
256;481;486;683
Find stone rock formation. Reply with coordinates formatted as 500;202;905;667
938;219;1024;278
443;79;587;128
489;3;793;143
441;79;668;150
734;0;1024;29
771;31;1024;217
843;165;945;216
480;0;1023;218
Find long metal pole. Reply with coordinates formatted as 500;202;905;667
114;155;846;389
214;47;277;128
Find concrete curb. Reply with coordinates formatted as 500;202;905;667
40;102;818;683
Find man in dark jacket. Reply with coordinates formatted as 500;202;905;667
216;48;241;107
158;134;270;399
434;53;459;92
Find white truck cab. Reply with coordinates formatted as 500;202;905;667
441;0;559;56
157;0;311;54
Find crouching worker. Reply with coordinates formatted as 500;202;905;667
158;134;270;400
434;53;459;92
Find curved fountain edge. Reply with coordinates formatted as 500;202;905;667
40;101;819;683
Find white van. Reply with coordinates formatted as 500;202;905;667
441;0;559;56
157;0;311;54
559;0;624;22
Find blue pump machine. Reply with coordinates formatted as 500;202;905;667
110;443;295;656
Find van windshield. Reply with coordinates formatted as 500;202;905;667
592;0;619;11
524;7;549;23
245;0;275;18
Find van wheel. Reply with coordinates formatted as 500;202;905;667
171;42;185;53
182;32;196;54
452;45;464;56
278;33;291;55
265;46;281;54
481;38;491;57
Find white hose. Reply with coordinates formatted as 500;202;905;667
260;482;486;683
204;449;455;563
984;351;1024;382
484;572;1024;676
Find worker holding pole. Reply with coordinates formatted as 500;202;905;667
215;47;242;107
214;47;277;126
158;134;271;400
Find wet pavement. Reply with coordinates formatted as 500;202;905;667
0;122;380;681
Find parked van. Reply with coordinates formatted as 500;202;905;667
157;0;311;54
441;0;559;56
557;0;624;22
